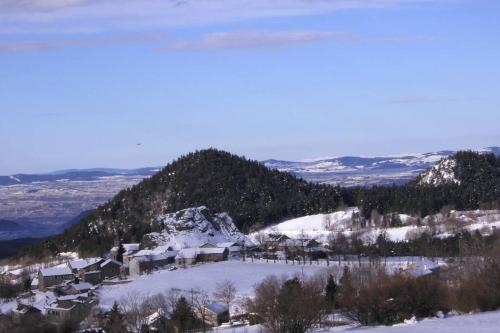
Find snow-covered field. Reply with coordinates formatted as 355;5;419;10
215;310;500;333
99;257;440;311
99;260;328;309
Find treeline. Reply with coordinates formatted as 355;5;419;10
250;253;500;332
20;150;500;258
330;230;500;258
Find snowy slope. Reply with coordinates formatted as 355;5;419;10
216;310;500;333
250;208;500;244
143;207;252;250
251;208;359;239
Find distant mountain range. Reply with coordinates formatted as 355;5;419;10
0;167;159;186
0;146;498;243
0;210;93;241
263;147;500;186
1;147;498;187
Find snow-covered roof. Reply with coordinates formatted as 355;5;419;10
111;243;140;253
176;248;198;259
69;282;93;291
145;308;165;325
131;249;178;262
132;249;165;257
206;303;228;315
175;247;227;259
199;247;227;254
31;277;39;286
100;258;126;268
216;242;239;248
13;304;41;314
69;257;102;270
58;293;88;301
40;266;73;277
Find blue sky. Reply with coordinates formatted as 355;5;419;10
1;0;499;174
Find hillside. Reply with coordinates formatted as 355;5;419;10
351;151;500;218
21;149;500;258
32;149;343;256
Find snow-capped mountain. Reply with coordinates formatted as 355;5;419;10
142;206;251;250
263;147;499;186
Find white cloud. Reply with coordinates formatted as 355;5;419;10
167;30;353;50
0;0;438;34
0;33;169;53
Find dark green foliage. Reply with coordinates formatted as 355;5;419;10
353;151;500;218
0;238;39;259
0;281;24;300
116;243;125;263
171;297;194;333
103;302;129;333
325;274;338;306
329;230;500;258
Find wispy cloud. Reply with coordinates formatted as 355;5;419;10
167;30;353;50
0;33;169;53
0;0;439;34
384;96;464;104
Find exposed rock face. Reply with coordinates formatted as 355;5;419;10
419;157;460;186
143;206;250;250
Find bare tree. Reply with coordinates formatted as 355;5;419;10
213;279;237;321
119;291;144;331
323;214;333;231
247;275;327;333
191;288;211;332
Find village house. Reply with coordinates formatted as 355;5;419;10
66;282;94;295
280;238;321;251
45;293;95;322
30;277;38;290
12;303;42;323
100;258;128;279
129;250;177;277
175;247;228;266
110;243;140;265
196;303;230;327
38;266;74;291
0;268;27;285
82;270;102;285
263;234;290;251
69;258;103;275
200;241;242;254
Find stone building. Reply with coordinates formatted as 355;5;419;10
38;267;74;291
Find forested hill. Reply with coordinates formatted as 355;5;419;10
351;151;500;218
22;149;499;258
31;149;344;256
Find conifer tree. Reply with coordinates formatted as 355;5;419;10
105;302;128;333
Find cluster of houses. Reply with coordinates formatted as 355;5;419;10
10;240;238;326
109;240;242;276
259;234;332;260
3;235;334;328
